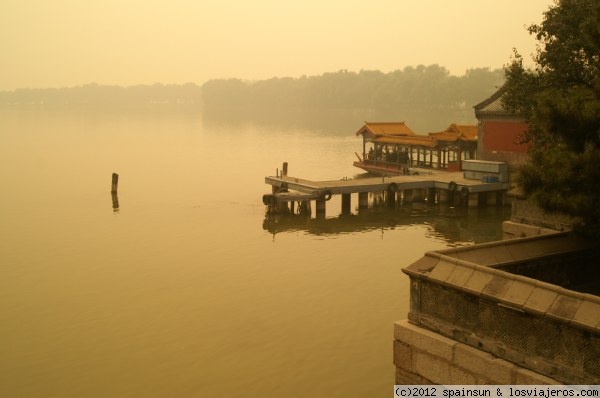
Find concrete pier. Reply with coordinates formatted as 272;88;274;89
264;168;510;216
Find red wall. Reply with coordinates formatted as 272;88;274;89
482;120;529;153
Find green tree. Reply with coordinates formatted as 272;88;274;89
503;0;600;238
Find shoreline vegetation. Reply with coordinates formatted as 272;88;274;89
0;65;504;132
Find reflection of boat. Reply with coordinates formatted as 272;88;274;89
353;122;478;176
263;204;510;243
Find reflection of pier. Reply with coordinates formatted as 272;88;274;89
263;204;509;243
263;160;510;218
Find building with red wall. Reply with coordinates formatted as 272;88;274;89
473;86;529;167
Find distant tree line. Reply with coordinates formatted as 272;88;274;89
201;66;504;112
0;66;503;112
0;82;202;106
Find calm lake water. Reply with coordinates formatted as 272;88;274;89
0;107;509;398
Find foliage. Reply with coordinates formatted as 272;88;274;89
0;66;504;133
1;67;504;128
503;0;600;238
201;66;504;113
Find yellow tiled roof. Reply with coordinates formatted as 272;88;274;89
428;123;478;142
373;134;438;147
355;122;416;137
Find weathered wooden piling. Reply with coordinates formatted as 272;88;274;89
315;199;326;218
427;188;436;204
111;172;119;193
341;193;351;214
437;188;450;203
111;191;119;211
358;192;369;210
299;201;311;216
111;173;120;211
467;192;478;207
412;189;424;202
386;186;396;207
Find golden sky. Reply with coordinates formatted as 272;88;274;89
0;0;553;90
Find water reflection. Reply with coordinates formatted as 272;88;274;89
111;191;120;212
263;203;510;244
1;106;511;398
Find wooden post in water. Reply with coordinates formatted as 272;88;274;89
496;191;505;207
299;201;311;216
427;188;436;204
358;192;369;210
485;191;498;206
111;173;119;193
112;191;120;211
452;191;463;207
341;193;351;214
437;189;450;204
386;187;396;208
315;199;326;218
412;189;424;202
111;172;119;211
468;192;479;207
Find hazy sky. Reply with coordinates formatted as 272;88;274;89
1;0;554;91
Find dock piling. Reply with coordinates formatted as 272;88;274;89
110;172;119;212
341;193;351;214
437;189;450;203
111;192;119;211
300;201;311;216
315;199;326;218
386;187;396;208
427;188;436;204
111;172;119;193
358;192;369;210
468;192;479;207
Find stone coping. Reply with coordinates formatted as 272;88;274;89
402;232;600;333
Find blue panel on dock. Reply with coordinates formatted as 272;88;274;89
482;176;499;183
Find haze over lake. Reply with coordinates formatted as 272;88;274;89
0;106;509;397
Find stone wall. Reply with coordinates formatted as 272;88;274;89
510;198;575;232
394;320;559;384
502;197;576;239
396;234;600;385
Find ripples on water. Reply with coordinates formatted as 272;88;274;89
0;107;509;398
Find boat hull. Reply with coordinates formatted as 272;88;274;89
353;161;408;176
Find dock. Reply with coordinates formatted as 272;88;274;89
263;161;511;217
